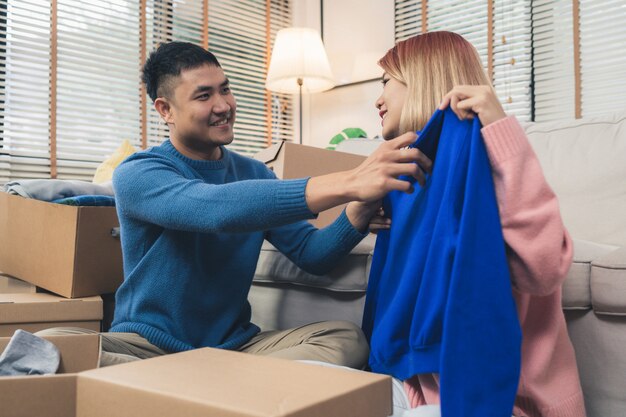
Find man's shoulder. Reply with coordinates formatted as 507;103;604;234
116;144;183;173
227;148;275;179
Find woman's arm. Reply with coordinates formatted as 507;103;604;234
440;85;572;295
481;117;573;295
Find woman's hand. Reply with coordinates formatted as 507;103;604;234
346;201;390;233
368;206;391;234
439;85;507;127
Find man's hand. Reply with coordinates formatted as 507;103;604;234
346;132;432;202
305;131;431;215
345;201;390;233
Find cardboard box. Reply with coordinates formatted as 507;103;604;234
0;292;102;336
77;347;392;417
0;272;36;294
0;192;123;298
0;334;100;417
254;141;366;228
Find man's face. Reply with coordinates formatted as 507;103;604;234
166;64;236;155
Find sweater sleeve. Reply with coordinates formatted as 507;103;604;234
112;154;316;234
481;116;573;296
265;209;368;275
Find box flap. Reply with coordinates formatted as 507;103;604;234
0;273;36;294
77;347;391;417
0;374;78;417
0;193;78;295
73;207;123;297
0;293;103;324
252;141;284;164
0;334;100;417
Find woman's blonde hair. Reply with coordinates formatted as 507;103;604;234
378;31;491;132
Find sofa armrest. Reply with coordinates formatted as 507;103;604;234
590;246;626;315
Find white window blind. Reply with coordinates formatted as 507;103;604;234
393;1;532;121
427;0;489;69
56;0;141;179
0;0;292;183
267;0;293;149
0;1;6;183
532;0;575;121
493;0;532;121
395;0;423;42
209;0;293;156
579;0;626;117
145;0;207;149
0;0;51;181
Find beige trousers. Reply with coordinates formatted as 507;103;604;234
35;320;369;369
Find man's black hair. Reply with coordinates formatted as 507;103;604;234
142;41;221;102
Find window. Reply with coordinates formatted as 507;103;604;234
394;0;532;121
579;0;626;117
394;1;626;122
0;0;292;183
532;0;576;121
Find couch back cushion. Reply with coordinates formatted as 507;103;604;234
523;111;626;247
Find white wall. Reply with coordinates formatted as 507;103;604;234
292;0;394;148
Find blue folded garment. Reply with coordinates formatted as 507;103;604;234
3;179;114;201
52;195;116;206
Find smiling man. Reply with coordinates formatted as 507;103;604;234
37;41;430;367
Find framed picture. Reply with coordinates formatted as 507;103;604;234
321;0;394;87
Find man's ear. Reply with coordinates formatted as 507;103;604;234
154;97;174;125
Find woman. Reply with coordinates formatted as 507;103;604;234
369;31;586;417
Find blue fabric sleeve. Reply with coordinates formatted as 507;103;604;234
113;154;316;234
265;208;368;275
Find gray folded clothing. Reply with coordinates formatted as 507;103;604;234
3;179;114;201
0;329;60;376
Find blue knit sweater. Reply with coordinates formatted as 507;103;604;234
110;140;367;353
362;109;522;417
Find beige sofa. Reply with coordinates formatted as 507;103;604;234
249;110;626;417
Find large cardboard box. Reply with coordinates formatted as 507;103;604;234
254;141;367;228
0;334;100;417
77;347;392;417
0;192;123;298
0;272;36;294
0;292;102;336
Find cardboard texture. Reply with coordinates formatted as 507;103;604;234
77;347;392;417
0;334;101;417
0;193;123;298
0;292;102;337
0;273;36;294
254;142;366;228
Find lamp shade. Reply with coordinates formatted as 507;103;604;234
266;27;335;94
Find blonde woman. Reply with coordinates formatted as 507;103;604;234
368;32;585;417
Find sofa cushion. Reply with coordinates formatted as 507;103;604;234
562;239;620;310
249;283;366;331
523;111;626;247
253;234;376;292
590;246;626;315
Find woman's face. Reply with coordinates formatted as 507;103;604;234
375;73;408;140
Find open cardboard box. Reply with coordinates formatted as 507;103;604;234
254;142;366;229
0;292;102;336
76;347;392;417
0;192;123;298
0;273;36;294
0;334;101;417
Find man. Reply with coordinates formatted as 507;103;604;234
38;42;430;367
